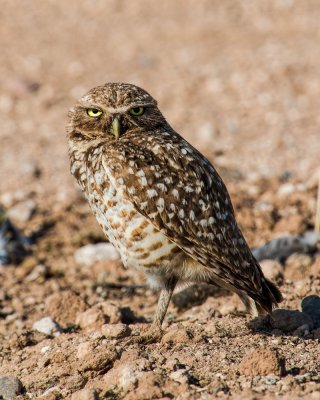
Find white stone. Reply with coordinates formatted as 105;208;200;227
7;199;36;222
74;243;120;267
32;317;62;336
40;345;51;354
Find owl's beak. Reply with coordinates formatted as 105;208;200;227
111;116;121;140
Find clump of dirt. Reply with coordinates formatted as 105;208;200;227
238;347;285;376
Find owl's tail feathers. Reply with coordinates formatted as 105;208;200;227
238;277;283;317
256;277;283;315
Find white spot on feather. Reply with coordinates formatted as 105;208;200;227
139;177;148;186
147;189;158;198
156;198;165;212
179;209;185;219
172;189;179;199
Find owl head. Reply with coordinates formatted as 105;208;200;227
67;83;168;142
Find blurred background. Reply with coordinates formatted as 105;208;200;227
1;0;320;209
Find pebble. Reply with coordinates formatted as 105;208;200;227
76;301;122;329
0;376;24;400
293;324;310;337
32;317;62;336
40;345;51;354
301;295;320;328
260;259;283;281
70;389;99;400
74;243;120;267
39;386;60;399
101;323;131;339
270;309;314;332
98;301;122;324
313;328;320;340
0;209;27;265
169;369;189;384
7;199;36;223
77;341;93;359
20;160;41;178
76;307;106;329
277;183;295;196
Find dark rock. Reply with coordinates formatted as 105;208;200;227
301;295;320;328
270;309;314;333
0;208;28;265
0;376;23;399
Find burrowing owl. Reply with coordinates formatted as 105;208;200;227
67;83;282;342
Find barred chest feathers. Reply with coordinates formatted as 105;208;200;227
69;143;181;273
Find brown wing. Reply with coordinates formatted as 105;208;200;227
102;130;264;297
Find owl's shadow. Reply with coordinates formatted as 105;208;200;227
171;282;229;310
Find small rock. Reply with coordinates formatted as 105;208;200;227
39;386;60;399
313;328;320;340
260;260;283;281
169;369;189;384
101;323;131;339
77;341;93;359
301;295;320;328
293;324;310;337
0;209;28;265
45;290;87;328
74;243;119;267
70;388;99;400
161;327;193;344
98;301;122;324
40;345;51;354
133;371;163;399
7;199;36;223
0;376;23;400
76;301;122;329
284;253;313;281
76;307;106;329
277;183;295;196
20;160;41;178
32;317;62;336
238;347;285;376
270;309;314;333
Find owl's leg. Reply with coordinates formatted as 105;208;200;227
138;277;178;344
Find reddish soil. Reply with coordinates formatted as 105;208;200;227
0;1;319;399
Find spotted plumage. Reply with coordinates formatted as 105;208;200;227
67;82;282;342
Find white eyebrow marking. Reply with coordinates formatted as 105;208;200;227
79;101;155;114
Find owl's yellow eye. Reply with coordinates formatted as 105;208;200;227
129;106;145;116
87;108;103;117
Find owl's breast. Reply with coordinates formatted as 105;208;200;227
85;167;180;271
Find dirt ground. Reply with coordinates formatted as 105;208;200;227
0;1;320;399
